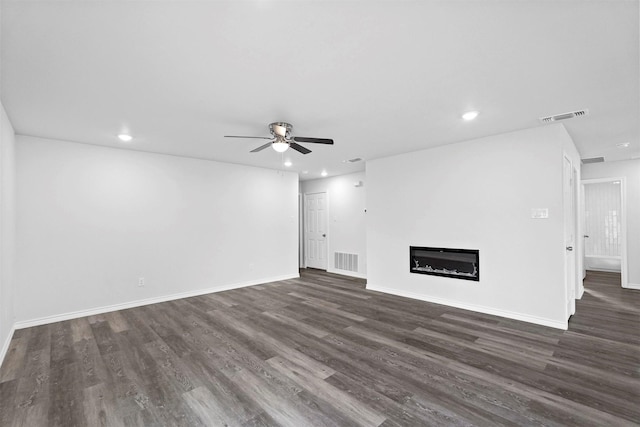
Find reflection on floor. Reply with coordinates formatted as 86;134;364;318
0;268;638;426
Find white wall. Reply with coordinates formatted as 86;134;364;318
582;159;640;287
16;136;299;324
301;172;367;278
366;124;580;329
0;103;17;362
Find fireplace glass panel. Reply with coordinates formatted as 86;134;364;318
410;246;479;281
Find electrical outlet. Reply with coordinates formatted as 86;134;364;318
138;277;145;287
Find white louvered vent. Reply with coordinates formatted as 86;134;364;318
582;157;605;164
335;252;358;272
540;109;589;123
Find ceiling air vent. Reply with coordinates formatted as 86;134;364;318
581;157;604;164
540;109;589;123
348;158;362;163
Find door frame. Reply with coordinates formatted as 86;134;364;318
572;164;582;302
563;154;577;318
298;192;304;268
302;191;329;270
581;177;628;289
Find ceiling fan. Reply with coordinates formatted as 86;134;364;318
225;122;333;154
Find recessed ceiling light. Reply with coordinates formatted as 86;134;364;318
616;142;630;148
321;170;328;177
117;134;133;142
284;160;292;167
462;111;479;121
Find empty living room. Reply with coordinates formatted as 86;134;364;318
0;1;638;426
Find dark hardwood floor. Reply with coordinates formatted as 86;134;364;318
1;269;638;426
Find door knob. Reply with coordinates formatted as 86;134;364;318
583;235;590;238
566;246;573;251
322;234;326;237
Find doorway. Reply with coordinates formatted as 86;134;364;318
303;192;328;270
581;177;627;288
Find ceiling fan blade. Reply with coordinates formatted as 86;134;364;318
292;136;333;144
224;135;272;140
290;142;312;155
250;142;273;153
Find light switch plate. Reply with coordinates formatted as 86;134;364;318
531;208;549;219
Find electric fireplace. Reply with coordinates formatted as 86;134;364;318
410;246;479;281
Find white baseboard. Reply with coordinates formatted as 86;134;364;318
327;268;367;280
0;324;16;370
14;273;299;330
623;282;640;290
366;283;568;330
577;285;585;299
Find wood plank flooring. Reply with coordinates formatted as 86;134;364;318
1;269;638;426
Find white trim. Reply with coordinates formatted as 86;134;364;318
366;283;568;330
574;164;584;306
298;192;305;268
562;152;577;318
623;282;640;290
579;178;586;298
0;324;16;368
621;178;628;289
14;273;299;330
327;267;367;280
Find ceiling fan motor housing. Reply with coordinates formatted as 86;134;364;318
269;122;292;139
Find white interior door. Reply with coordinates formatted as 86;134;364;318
305;192;327;270
563;156;576;317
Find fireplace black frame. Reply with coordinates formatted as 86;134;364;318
410;246;479;282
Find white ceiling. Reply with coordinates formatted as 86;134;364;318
1;1;638;180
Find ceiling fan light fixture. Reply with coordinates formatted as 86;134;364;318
225;122;333;155
272;140;289;153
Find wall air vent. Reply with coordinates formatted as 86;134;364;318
335;252;358;272
581;157;604;164
540;109;589;123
